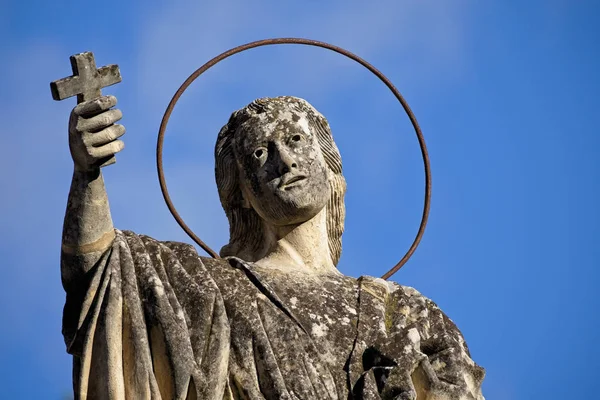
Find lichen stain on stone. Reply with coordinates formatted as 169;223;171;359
289;296;298;307
60;93;486;398
432;359;447;371
311;322;328;337
407;328;420;345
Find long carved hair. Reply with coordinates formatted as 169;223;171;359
215;96;347;266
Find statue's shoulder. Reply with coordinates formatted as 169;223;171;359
357;275;452;325
356;275;434;303
385;280;447;318
386;280;469;344
386;280;432;302
116;229;233;274
157;240;234;276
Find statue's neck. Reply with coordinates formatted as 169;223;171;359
254;208;339;275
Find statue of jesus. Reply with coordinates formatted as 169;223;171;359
61;94;485;399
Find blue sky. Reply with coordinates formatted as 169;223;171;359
1;0;598;398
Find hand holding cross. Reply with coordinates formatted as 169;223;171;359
51;52;124;169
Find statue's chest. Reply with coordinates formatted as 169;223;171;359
259;273;360;369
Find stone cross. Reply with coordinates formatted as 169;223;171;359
51;52;122;167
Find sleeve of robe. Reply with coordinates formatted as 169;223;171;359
61;229;231;400
347;277;485;400
391;284;486;400
393;287;485;400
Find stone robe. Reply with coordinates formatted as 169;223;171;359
62;230;485;399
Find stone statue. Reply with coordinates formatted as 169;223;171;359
60;82;485;398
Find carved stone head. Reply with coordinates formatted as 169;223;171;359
215;96;346;265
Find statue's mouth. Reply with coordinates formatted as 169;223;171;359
279;175;306;190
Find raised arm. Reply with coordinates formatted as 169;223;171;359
61;95;125;288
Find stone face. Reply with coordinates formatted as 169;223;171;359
215;96;346;268
60;95;485;399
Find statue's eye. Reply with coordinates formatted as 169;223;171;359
292;134;302;142
254;148;266;159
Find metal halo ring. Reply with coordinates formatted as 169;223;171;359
157;37;431;280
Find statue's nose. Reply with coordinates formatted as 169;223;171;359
276;146;298;175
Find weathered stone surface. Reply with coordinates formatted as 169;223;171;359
52;52;122;167
63;230;484;399
215;96;345;271
60;95;485;399
51;52;121;103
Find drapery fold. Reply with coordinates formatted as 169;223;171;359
62;229;484;399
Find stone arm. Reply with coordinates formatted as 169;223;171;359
408;289;486;400
60;95;125;289
367;283;485;400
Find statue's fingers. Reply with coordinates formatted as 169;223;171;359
74;95;117;117
90;140;125;159
86;124;126;146
78;109;123;132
